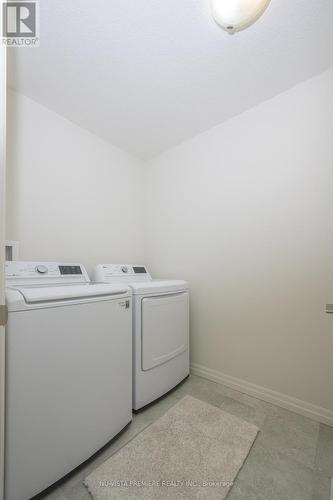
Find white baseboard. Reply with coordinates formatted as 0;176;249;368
191;363;333;427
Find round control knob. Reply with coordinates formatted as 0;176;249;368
121;266;129;274
36;265;48;274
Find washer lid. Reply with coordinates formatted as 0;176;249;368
129;280;188;295
8;283;130;304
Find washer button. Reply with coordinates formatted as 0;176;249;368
36;265;48;274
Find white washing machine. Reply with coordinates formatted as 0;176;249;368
5;261;132;500
93;265;190;410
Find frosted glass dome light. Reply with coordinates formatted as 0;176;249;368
211;0;271;34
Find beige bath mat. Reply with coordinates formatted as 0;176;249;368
85;395;258;499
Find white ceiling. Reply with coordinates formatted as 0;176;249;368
8;0;333;159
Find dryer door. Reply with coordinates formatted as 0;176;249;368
141;292;189;371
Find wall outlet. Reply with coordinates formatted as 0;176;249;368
5;241;19;261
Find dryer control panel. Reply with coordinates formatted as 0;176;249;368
94;264;152;283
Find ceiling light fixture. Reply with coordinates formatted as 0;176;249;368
211;0;271;34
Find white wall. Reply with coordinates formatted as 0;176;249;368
145;68;333;414
7;69;333;419
6;90;145;273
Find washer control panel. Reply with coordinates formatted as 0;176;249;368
94;264;152;283
5;261;89;286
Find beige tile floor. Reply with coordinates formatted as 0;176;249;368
37;375;332;500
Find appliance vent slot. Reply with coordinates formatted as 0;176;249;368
325;304;333;314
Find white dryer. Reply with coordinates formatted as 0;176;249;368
5;261;132;500
93;265;190;410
